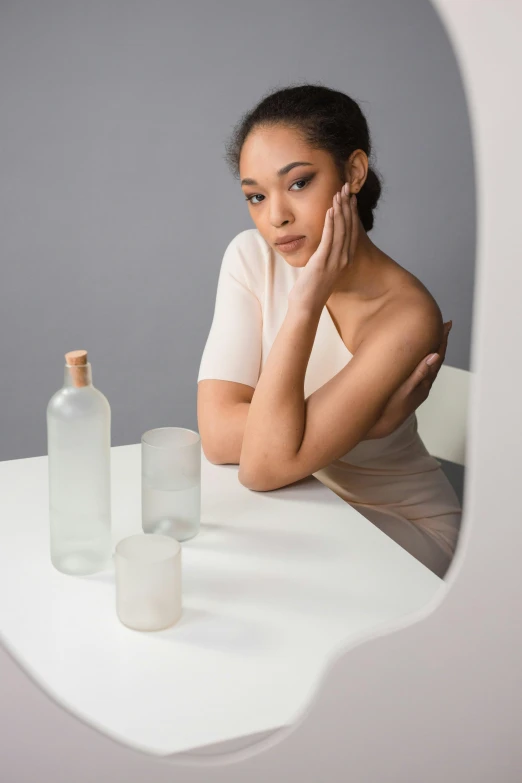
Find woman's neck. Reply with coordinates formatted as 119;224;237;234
331;219;383;298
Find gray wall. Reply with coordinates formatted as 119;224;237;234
0;0;475;463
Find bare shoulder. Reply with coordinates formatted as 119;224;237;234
356;254;444;358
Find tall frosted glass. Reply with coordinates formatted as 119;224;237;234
47;358;112;575
141;427;201;542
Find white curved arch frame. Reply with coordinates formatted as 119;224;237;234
1;1;521;780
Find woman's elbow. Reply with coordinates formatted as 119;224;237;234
238;462;274;492
201;437;230;466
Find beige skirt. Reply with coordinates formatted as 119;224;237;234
313;422;462;580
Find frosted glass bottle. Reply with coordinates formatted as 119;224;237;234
47;350;112;575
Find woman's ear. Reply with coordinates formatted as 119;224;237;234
346;149;368;194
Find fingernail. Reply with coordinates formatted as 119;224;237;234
426;353;438;366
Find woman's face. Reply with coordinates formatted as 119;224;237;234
239;125;356;268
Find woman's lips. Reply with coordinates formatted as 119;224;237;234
276;236;306;253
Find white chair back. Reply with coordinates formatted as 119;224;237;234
416;364;471;466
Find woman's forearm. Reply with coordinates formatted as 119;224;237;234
239;302;322;479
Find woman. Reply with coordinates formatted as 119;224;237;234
197;83;461;579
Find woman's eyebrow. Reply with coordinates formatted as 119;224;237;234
240;161;313;187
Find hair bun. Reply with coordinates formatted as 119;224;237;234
357;167;382;232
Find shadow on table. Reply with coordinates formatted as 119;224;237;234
192;520;348;559
157;605;278;653
211;467;341;504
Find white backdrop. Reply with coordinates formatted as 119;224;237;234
1;1;521;780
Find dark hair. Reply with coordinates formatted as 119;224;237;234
224;81;383;232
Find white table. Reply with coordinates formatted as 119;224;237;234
0;444;443;757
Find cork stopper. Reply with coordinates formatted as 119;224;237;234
65;350;89;388
65;350;88;366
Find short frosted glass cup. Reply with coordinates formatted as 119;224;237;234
114;534;182;632
141;427;201;542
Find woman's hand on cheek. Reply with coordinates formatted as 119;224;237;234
288;181;359;313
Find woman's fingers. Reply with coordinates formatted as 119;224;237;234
332;189;346;259
428;321;452;370
404;355;437;396
317;200;336;260
414;359;433;388
339;184;351;261
349;194;359;262
439;320;452;361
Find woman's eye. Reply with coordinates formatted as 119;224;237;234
245;177;312;205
